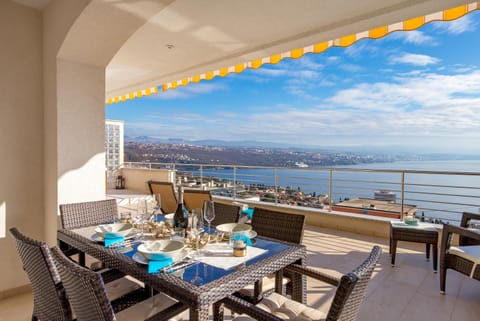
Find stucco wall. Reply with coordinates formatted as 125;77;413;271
0;1;44;295
121;168;176;193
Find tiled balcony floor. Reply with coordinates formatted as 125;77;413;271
1;225;479;321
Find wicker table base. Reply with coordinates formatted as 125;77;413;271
390;221;439;272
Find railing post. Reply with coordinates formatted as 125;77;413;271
200;165;203;186
328;169;333;211
274;167;279;205
233;166;237;200
400;171;405;220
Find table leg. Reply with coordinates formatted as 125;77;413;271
190;306;209;321
391;239;397;267
426;243;430;262
433;244;438;273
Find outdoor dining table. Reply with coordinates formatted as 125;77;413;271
57;226;306;321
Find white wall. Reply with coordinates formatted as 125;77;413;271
0;1;44;294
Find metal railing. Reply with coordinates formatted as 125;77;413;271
122;162;480;224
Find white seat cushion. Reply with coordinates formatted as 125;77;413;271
233;292;326;321
116;292;182;321
448;245;480;277
105;277;142;301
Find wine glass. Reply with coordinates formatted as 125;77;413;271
203;200;215;235
190;208;204;250
151;193;163;222
135;199;147;240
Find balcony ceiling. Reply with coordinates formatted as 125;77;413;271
59;0;471;100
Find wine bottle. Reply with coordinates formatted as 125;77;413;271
174;187;188;229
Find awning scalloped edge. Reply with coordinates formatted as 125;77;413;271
106;2;479;104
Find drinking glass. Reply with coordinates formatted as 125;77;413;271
135;199;147;240
151;193;163;222
190;208;204;250
203;201;215;235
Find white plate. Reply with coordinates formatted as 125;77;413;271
247;230;257;239
95;223;134;238
132;248;189;265
216;223;252;236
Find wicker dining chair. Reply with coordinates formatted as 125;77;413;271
440;212;480;294
147;180;178;214
59;199;119;272
237;208;306;302
183;189;212;212
9;227;73;321
214;246;382;321
51;246;188;321
10;228;151;321
211;202;241;226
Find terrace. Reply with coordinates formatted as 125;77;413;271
2;1;480;320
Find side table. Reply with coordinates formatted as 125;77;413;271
390;221;439;272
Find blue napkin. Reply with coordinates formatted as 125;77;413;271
148;257;173;274
104;234;124;248
241;207;254;219
233;233;252;246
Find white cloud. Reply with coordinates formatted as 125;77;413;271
148;82;226;100
390;53;439;66
433;15;477;35
389;30;435;45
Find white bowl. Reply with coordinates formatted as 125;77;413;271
216;223;252;237
137;240;184;260
164;213;174;225
95;223;134;238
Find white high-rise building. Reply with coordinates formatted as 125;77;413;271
105;120;124;171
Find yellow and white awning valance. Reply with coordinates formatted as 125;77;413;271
106;2;479;104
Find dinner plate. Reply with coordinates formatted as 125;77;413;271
132;248;189;265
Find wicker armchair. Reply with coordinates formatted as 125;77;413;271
59;199;120;274
440;213;480;294
214;246;382;321
237;208;306;302
147;180;178;214
211;202;241;226
183;189;212;212
51;246;188;321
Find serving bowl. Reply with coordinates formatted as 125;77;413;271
95;223;134;238
137;240;184;260
216;223;252;237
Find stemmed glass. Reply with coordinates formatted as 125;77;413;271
203;201;215;235
135;199;148;240
190;208;204;251
151;193;163;222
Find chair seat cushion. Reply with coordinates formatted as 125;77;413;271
233;292;326;321
105;277;141;301
116;292;181;321
448;245;480;277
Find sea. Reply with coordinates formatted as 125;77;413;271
190;160;480;224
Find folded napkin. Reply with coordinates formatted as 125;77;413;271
241;207;254;219
148;257;173;274
104;234;125;248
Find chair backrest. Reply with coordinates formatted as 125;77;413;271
59;199;118;230
51;247;116;321
183;189;212;212
9;228;73;321
460;212;480;246
147;180;178;213
327;245;382;321
211;202;241;226
251;208;306;244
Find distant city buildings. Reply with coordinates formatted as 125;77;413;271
105;120;124;170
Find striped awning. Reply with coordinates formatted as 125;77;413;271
106;2;479;105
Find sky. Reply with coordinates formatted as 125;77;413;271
106;11;480;155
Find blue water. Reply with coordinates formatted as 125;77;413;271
180;160;480;223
